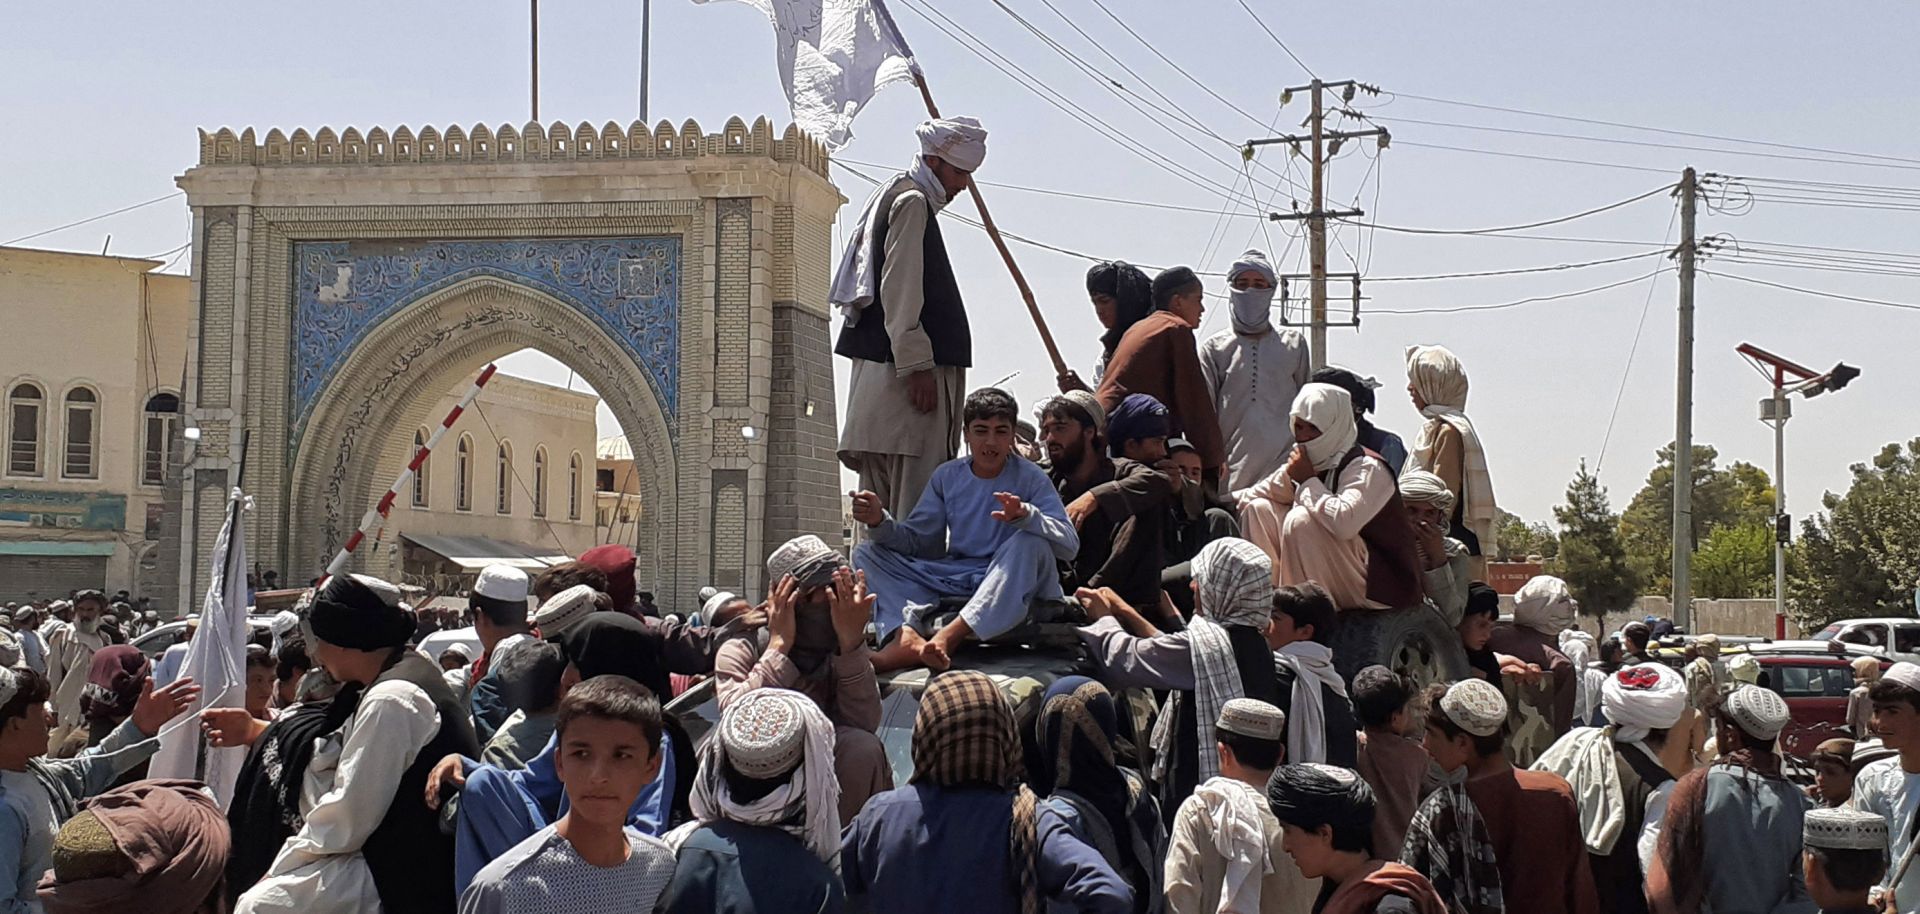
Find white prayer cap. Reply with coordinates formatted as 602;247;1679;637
1603;662;1688;743
701;590;740;620
1230;249;1276;285
533;584;599;638
1217;698;1286;741
1804;807;1888;851
1722;684;1791;741
1883;661;1920;693
917;116;989;171
1439;679;1509;737
440;642;475;662
472;565;531;604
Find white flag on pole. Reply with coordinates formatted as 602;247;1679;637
693;0;917;150
148;487;252;809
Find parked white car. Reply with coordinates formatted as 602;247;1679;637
1813;617;1920;665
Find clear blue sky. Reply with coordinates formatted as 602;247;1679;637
6;1;1919;526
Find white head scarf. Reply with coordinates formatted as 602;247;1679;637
916;116;989;171
1228;248;1277;334
1191;538;1274;628
1156;537;1273;785
1193;777;1276;913
1513;575;1578;635
1405;344;1498;550
1396;469;1456;515
1602;662;1688;743
1289;383;1359;473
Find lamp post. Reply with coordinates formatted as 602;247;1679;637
1736;343;1860;638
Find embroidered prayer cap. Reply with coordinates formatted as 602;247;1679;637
911;670;1021;790
1440;679;1509;737
700;591;740;622
767;534;848;590
1883;661;1920;693
916;116;988;172
1045;390;1106;435
1191;538;1274;629
1217;698;1286;741
1803;807;1888;852
721;688;811;780
533;584;600;639
309;574;413;651
1396;469;1456;515
1722;684;1791;740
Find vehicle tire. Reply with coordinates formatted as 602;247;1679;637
1327;604;1470;689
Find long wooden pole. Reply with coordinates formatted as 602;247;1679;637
912;72;1065;375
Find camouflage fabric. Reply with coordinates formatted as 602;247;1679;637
1502;675;1558;769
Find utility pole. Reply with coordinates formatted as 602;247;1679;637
531;0;541;122
1672;167;1698;631
1251;79;1386;370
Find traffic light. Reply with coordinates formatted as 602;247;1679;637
1776;513;1793;544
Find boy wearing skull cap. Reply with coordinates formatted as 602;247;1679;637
1802;807;1887;914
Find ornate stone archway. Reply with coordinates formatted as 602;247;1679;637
169;117;845;609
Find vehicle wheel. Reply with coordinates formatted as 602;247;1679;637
1327;604;1469;689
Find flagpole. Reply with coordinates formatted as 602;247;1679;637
910;71;1066;376
531;0;541;122
195;429;249;783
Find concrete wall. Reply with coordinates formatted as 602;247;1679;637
1564;596;1802;640
0;247;191;603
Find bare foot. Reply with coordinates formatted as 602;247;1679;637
872;627;928;674
920;635;953;672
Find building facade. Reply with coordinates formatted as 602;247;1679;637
594;433;644;553
376;372;599;594
168;118;844;611
0;246;191;604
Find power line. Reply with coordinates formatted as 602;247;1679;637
1596;200;1680;472
1370;268;1671;314
1368;249;1669;281
470;400;575;556
1373;114;1920;174
1335;184;1673;236
1082;0;1273;132
831;157;1258;216
1386;90;1920;168
1393;140;1680;175
1701;270;1920;313
1229;0;1316;78
3;192;185;246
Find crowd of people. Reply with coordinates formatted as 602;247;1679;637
0;113;1906;914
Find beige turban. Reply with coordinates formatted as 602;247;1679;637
1406;344;1469;410
1397;469;1456;515
917;116;989;171
1513;574;1577;635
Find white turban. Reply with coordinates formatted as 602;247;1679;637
1602;662;1688;743
1290;383;1359;473
1513;575;1577;635
917;116;988;171
1229;249;1276;285
1406;344;1469;410
1397;469;1456;515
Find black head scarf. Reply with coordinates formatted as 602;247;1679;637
552;613;669;701
1267;762;1376;840
309;575;413;651
1087;261;1154;361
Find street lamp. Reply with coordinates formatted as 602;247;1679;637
1735;342;1860;637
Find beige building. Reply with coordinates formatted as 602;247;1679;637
0;246;191;604
594;434;645;552
375;372;599;595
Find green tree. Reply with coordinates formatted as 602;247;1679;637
1789;438;1920;628
1555;460;1639;615
1694;520;1775;599
1617;443;1776;594
1494;508;1560;562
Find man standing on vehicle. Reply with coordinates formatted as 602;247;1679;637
1683;633;1726;713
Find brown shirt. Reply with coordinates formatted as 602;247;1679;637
1096;311;1226;471
712;636;883;732
1055;456;1178;611
1466;765;1599;914
1356;728;1435;860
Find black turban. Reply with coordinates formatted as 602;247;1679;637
1465;582;1501;620
310;574;413;651
552;613;668;700
1150;266;1203;310
1310;366;1378;415
1087;261;1154;357
1105;393;1170;457
1267;762;1376;836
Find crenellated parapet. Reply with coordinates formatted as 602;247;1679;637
196;116;829;177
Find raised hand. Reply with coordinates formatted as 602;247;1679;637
201;707;267;749
766;574;799;654
991;491;1029;524
132;677;203;737
829;567;876;652
850;490;885;527
1285;446;1316;484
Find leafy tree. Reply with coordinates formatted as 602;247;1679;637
1789;438;1920;627
1617;443;1775;593
1494;508;1560;562
1694;520;1775;599
1555;461;1639;615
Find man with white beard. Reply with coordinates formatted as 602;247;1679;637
45;589;109;753
1200;249;1312;492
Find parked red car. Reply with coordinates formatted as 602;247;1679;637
1746;648;1886;758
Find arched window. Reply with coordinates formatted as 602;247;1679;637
456;435;473;511
568;452;583;520
7;383;43;477
496;442;513;514
411;429;430;508
141;393;180;487
532;447;548;517
62;387;98;479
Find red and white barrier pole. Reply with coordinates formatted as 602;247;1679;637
321;362;499;581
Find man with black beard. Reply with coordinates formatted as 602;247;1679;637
46;589;109;753
1040;390;1179;625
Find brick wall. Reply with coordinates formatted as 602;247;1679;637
764;304;840;553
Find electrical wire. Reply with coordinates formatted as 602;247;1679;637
1394;140;1680;176
1371;114;1920;174
1370;268;1671;314
1700;270;1920;313
1229;0;1316;78
832;157;1260;217
1595;200;1680;472
1335;184;1673;236
1367;249;1669;281
1082;0;1274;132
4;192;185;246
470;400;575;555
